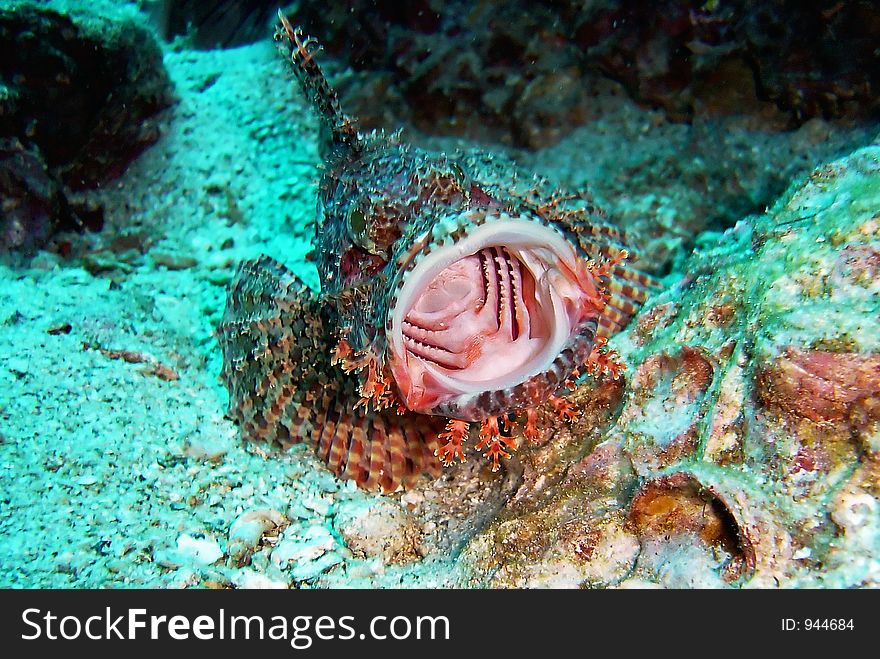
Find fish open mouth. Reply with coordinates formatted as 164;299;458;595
387;211;603;420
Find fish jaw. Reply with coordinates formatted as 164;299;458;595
386;210;605;421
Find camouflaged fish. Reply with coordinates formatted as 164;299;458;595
217;12;660;493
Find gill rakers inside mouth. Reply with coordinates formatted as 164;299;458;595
387;211;603;419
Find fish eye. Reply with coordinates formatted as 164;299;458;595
346;205;383;254
348;206;368;242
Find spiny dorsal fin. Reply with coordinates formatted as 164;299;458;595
275;10;361;157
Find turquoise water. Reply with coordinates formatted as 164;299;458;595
0;0;878;589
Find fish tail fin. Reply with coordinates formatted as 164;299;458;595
315;404;443;493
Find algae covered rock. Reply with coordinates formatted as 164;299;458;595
0;2;173;188
0;137;74;252
0;1;173;251
285;1;880;146
461;141;880;588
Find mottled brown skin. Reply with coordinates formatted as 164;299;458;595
217;14;659;492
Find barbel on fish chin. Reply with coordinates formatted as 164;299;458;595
216;11;661;493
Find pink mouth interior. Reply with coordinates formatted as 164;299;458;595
389;229;599;416
401;247;550;381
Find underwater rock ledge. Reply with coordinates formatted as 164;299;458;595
0;1;173;252
458;140;880;588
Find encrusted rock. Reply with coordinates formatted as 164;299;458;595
0;138;73;252
461;143;880;588
0;2;173;251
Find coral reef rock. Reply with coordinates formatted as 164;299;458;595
0;1;173;251
460;140;880;588
289;0;880;147
334;499;423;565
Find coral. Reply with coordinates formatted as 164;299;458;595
284;0;880;147
461;141;880;588
618;346;715;474
629;469;791;585
757;348;880;425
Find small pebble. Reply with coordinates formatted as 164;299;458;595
175;534;223;567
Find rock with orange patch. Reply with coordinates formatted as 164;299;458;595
757;348;880;424
617;346;714;474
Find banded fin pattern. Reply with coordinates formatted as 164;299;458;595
275;11;360;156
217;256;442;492
598;262;661;338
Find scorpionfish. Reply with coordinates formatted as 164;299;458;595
217;13;660;493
